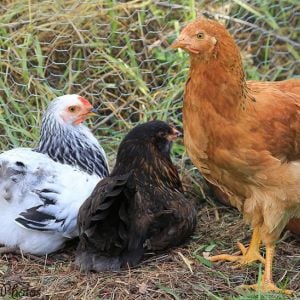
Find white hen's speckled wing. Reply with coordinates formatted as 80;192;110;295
0;147;101;253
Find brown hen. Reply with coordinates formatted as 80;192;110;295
172;18;300;294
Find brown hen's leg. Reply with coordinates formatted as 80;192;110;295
240;244;293;295
208;227;265;266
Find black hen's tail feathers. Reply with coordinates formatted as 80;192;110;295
76;172;138;272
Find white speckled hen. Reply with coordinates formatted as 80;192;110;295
76;120;197;272
0;95;108;255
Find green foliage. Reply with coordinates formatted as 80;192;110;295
0;0;298;165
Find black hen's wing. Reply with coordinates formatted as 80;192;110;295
145;188;197;251
76;172;144;272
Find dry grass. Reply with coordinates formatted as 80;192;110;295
1;0;299;154
0;180;299;300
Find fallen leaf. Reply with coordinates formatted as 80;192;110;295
177;251;193;274
137;282;148;294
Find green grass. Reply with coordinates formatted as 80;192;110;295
0;0;191;159
0;0;298;157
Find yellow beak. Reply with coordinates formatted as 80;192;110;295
86;108;98;117
171;38;183;49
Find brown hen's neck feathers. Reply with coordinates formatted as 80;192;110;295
188;31;252;118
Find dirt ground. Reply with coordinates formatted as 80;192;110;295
0;184;299;300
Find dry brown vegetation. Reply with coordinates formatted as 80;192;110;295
0;184;299;299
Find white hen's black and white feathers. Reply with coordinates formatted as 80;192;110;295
0;95;108;255
36;98;107;177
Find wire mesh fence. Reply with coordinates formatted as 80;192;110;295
0;0;299;164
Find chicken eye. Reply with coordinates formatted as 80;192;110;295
157;131;166;138
68;106;77;113
196;32;204;39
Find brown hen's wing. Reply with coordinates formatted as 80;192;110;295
245;85;300;163
272;79;300;95
248;79;300;96
76;172;138;272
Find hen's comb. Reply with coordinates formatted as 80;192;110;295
78;96;92;107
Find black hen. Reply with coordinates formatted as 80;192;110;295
76;120;197;271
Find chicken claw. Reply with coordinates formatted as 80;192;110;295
239;244;293;295
207;247;264;266
208;227;265;266
233;241;265;267
239;278;293;295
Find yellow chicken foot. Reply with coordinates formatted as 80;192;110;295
208;227;265;266
239;244;293;295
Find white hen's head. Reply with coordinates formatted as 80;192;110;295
37;94;109;178
47;94;96;126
